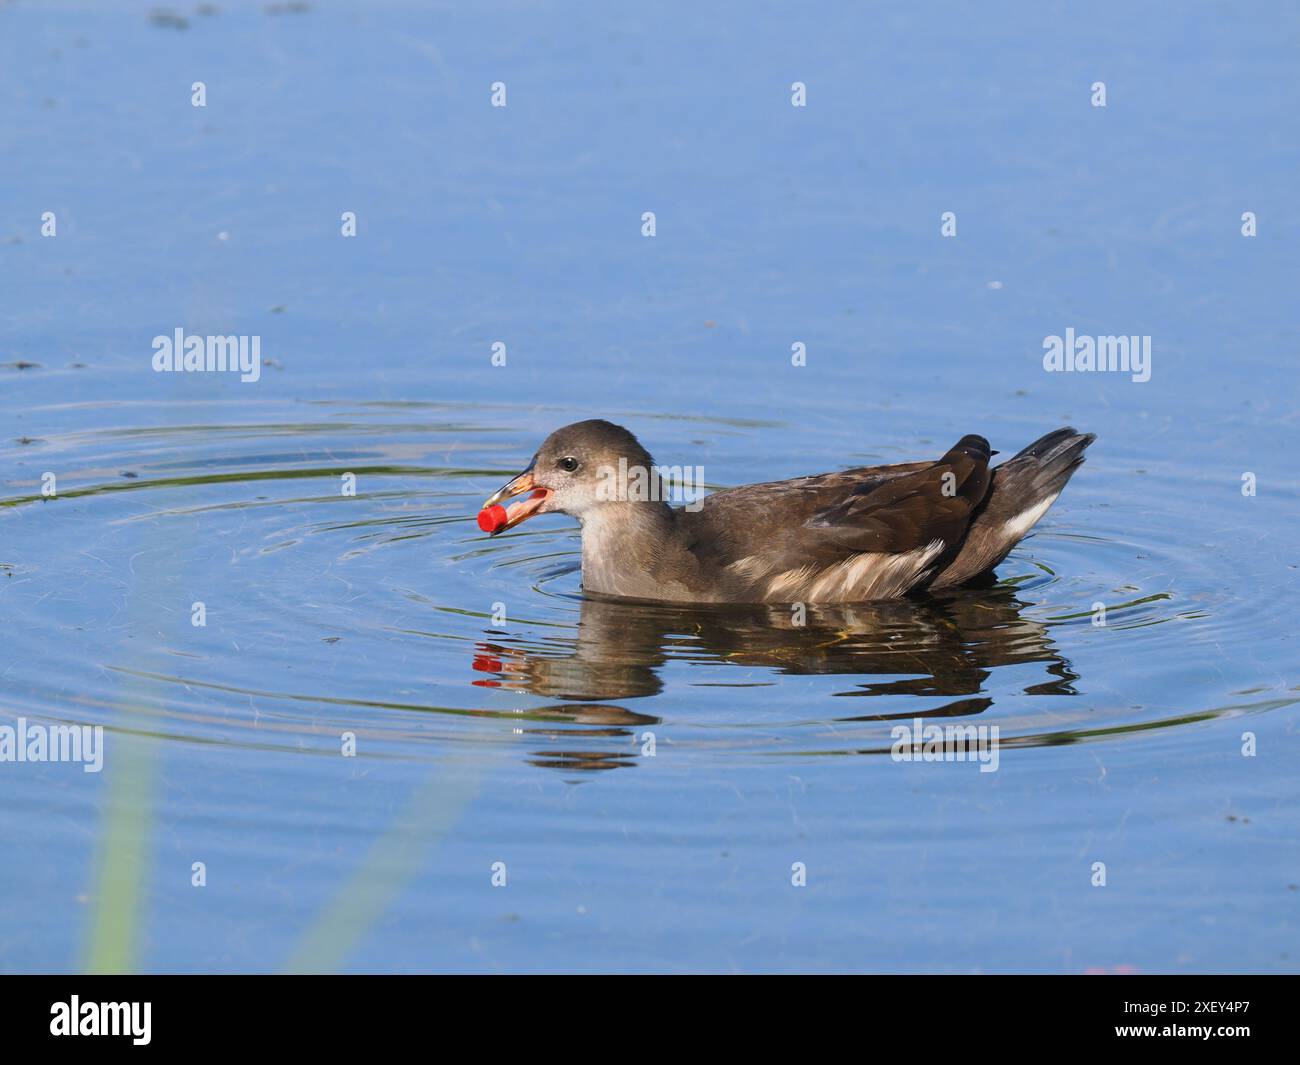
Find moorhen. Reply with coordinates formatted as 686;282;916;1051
479;420;1094;603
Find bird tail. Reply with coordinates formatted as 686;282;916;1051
930;427;1095;589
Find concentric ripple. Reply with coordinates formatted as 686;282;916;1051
3;398;1294;777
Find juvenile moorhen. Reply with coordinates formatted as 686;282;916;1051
479;420;1094;603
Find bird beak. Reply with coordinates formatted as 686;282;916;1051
480;463;552;534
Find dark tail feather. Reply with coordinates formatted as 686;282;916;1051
1005;427;1096;499
1010;427;1081;460
929;427;1095;589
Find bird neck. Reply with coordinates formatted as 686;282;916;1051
577;500;678;598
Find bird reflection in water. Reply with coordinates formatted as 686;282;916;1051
472;583;1078;772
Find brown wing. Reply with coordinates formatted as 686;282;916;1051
681;436;993;586
804;435;992;555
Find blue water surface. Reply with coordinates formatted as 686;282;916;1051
1;0;1297;973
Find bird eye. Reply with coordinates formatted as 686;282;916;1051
558;456;579;472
